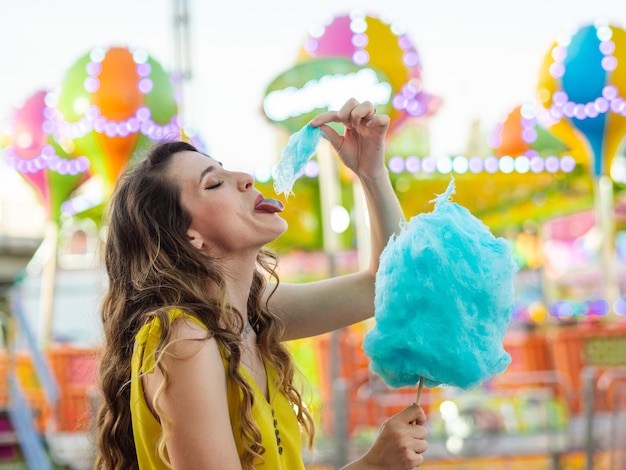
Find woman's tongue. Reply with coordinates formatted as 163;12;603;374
256;197;284;213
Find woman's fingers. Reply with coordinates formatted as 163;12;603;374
310;98;379;129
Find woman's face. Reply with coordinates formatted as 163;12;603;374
168;150;287;258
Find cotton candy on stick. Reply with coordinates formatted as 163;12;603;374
362;178;518;404
273;124;322;196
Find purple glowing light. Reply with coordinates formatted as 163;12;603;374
603;85;618;100
398;35;414;51
421;156;436;174
551;46;567;61
94;117;106;133
469;156;483;173
614;298;626;315
3;145;90;175
530;156;544;173
521;128;537;144
545;156;560;173
560;155;576;172
595;97;610;113
86;106;100;120
136;106;151;121
484;156;499;174
405;156;420;173
588;299;609;316
137;62;152;77
352;49;370;66
128;117;140;132
402;82;419;98
41;120;54;135
549;107;563;120
553;91;568;106
141;121;155;136
562;102;575;118
86;61;102;76
602;56;618;71
403;51;419;67
610;98;625;113
41;145;55;158
304;160;319;178
549;62;565;78
104;123;117;138
138;78;154;94
352;33;368;48
574;104;586;120
392;94;407;111
84;77;100;93
405;100;425;117
552;301;573;318
303;37;319;54
600;40;616;55
388;155;405;173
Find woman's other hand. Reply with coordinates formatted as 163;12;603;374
343;403;428;470
309;98;390;181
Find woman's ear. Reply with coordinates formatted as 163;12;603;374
186;229;204;250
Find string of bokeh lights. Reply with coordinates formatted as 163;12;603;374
252;153;578;183
513;297;626;324
3;145;90;175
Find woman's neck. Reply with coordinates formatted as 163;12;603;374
216;253;258;315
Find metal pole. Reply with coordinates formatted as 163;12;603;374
318;141;348;468
582;367;596;470
38;221;58;350
172;0;193;123
595;175;619;316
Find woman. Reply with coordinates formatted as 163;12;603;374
95;98;428;469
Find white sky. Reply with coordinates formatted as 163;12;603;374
1;0;625;172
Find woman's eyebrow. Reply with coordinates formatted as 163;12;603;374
199;165;216;184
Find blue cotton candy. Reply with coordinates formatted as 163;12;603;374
362;178;518;390
273;124;322;196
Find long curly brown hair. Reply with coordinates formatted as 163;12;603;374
94;141;315;469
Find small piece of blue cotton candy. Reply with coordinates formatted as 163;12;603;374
362;178;518;391
273;124;322;196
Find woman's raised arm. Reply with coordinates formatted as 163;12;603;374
269;98;405;340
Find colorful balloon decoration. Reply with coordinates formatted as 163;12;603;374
487;104;570;161
536;22;626;314
263;11;437;134
51;46;181;194
536;23;626;177
299;12;434;131
1;90;90;223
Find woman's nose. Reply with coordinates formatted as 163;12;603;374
238;171;255;191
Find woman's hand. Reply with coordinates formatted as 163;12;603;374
309;98;390;181
342;404;428;469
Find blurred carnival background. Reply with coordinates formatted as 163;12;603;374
1;0;626;468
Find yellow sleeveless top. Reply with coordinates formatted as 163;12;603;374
130;308;305;469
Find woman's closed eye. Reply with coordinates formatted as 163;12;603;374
205;180;223;190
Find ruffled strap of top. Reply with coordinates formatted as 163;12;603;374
135;308;207;374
